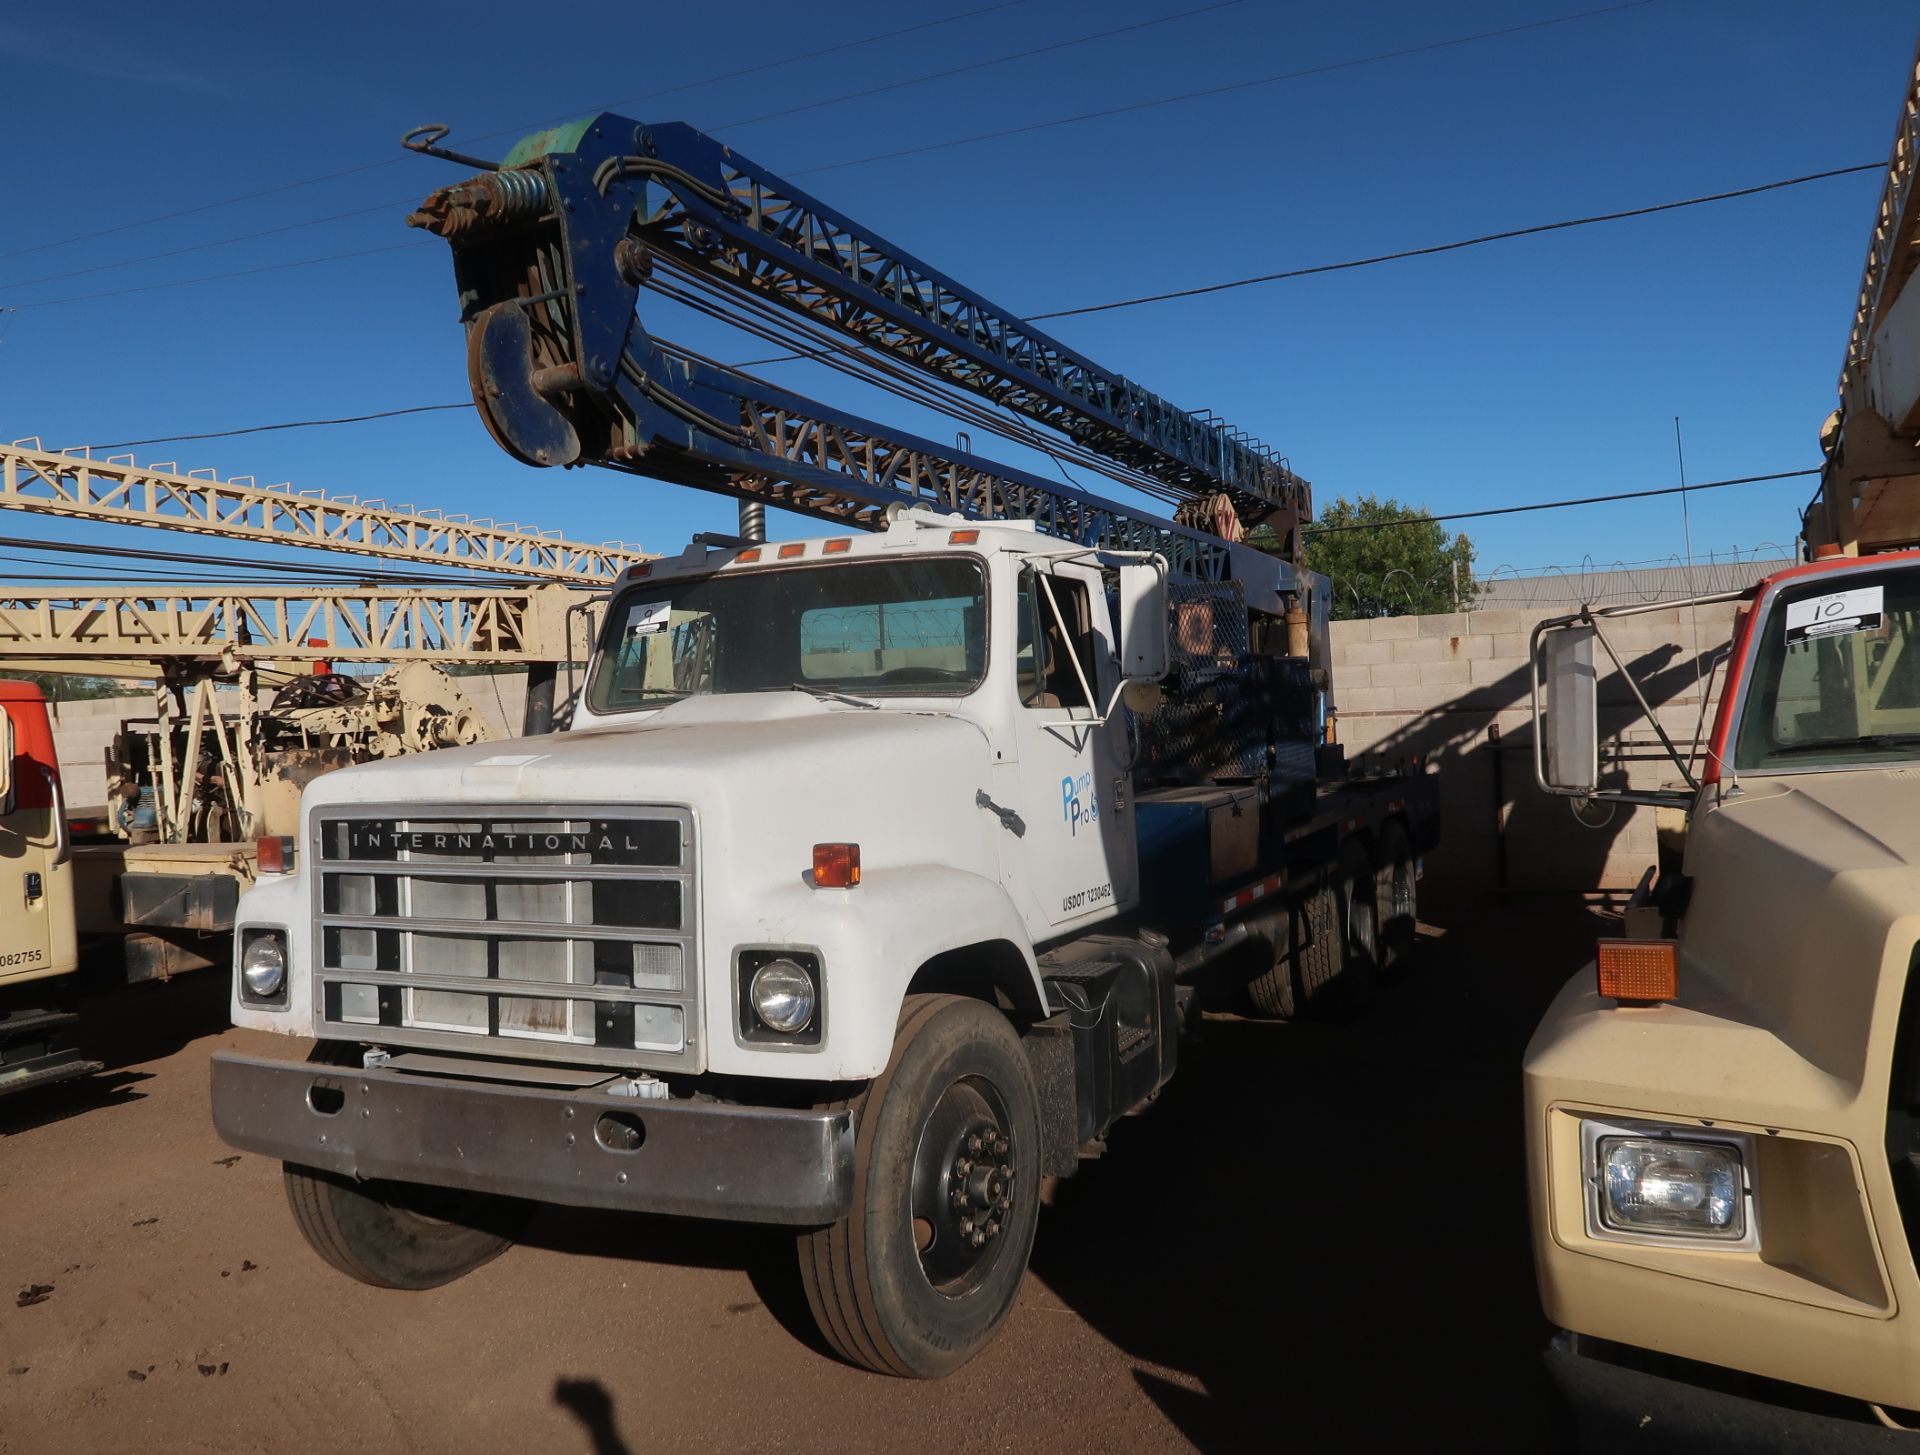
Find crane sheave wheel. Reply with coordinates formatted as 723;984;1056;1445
798;994;1041;1378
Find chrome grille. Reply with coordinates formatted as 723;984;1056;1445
311;806;698;1069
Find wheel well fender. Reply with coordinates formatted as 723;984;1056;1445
907;940;1048;1023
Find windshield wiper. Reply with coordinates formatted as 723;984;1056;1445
790;681;879;710
1768;733;1920;758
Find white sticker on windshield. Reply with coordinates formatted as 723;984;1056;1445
628;601;671;636
1785;585;1884;645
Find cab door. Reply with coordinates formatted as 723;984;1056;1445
0;686;75;989
1000;561;1137;931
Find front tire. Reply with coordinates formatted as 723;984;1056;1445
281;1043;530;1290
798;994;1041;1378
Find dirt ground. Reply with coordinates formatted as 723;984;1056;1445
0;899;1608;1454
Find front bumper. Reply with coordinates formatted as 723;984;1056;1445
210;1051;854;1225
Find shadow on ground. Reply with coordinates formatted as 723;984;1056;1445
1;960;231;1135
1027;895;1610;1452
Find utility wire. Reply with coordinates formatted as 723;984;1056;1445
0;1;1031;267
9;241;431;312
717;0;1245;131
0;530;542;586
1033;164;1885;319
791;0;1659;177
1302;469;1820;536
0;195;421;291
2;3;1239;298
3;0;1653;301
77;403;474;453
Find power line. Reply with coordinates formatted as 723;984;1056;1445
1302;469;1820;536
76;403;474;452
790;0;1659;177
1;1;1654;303
9;241;431;312
717;0;1245;131
1;195;420;291
13;0;1179;301
1033;164;1884;319
0;1;1031;267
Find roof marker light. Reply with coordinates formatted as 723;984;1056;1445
823;538;852;554
949;529;980;544
736;548;761;563
778;543;805;559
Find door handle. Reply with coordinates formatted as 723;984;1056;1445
974;791;1026;838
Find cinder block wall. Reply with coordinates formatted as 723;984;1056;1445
1331;604;1738;896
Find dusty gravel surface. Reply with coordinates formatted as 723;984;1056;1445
0;901;1601;1454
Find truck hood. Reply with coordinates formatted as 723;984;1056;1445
294;691;1006;909
1678;770;1920;1089
300;691;990;810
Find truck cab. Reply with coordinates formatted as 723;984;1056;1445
0;680;94;1095
1525;548;1920;1424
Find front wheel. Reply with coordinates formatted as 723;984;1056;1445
798;994;1041;1378
281;1043;530;1290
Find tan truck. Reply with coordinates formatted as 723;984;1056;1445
0;680;97;1094
1525;547;1920;1436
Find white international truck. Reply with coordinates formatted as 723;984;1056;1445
208;114;1438;1375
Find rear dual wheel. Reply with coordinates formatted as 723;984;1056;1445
1246;837;1380;1018
799;994;1041;1378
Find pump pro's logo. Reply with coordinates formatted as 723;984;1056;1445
1061;772;1100;836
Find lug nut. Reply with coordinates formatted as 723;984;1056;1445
955;1157;972;1175
970;1230;986;1248
960;1217;974;1235
967;1134;983;1155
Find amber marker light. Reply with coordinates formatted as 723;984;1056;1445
1596;939;1678;1003
736;548;762;563
823;538;852;554
948;529;980;544
813;842;861;888
778;543;806;559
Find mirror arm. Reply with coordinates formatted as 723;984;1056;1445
1587;615;1698;791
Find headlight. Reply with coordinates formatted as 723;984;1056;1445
239;931;288;1004
1598;1136;1745;1238
749;958;816;1034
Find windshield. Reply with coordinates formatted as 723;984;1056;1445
586;556;988;714
1733;565;1920;772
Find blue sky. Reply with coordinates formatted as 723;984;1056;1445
1;0;1913;584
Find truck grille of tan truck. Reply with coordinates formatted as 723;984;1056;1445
309;807;698;1070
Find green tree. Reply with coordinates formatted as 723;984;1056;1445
1302;495;1477;620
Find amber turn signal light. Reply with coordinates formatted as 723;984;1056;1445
255;834;293;875
1596;939;1678;1003
948;529;980;544
813;842;861;888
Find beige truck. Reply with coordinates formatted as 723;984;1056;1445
0;680;97;1094
1525;547;1920;1436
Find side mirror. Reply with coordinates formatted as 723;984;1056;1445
1116;561;1168;682
1535;623;1598;795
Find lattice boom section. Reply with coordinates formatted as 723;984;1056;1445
736;403;1233;581
631;128;1304;515
0;585;584;662
0;444;653;583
